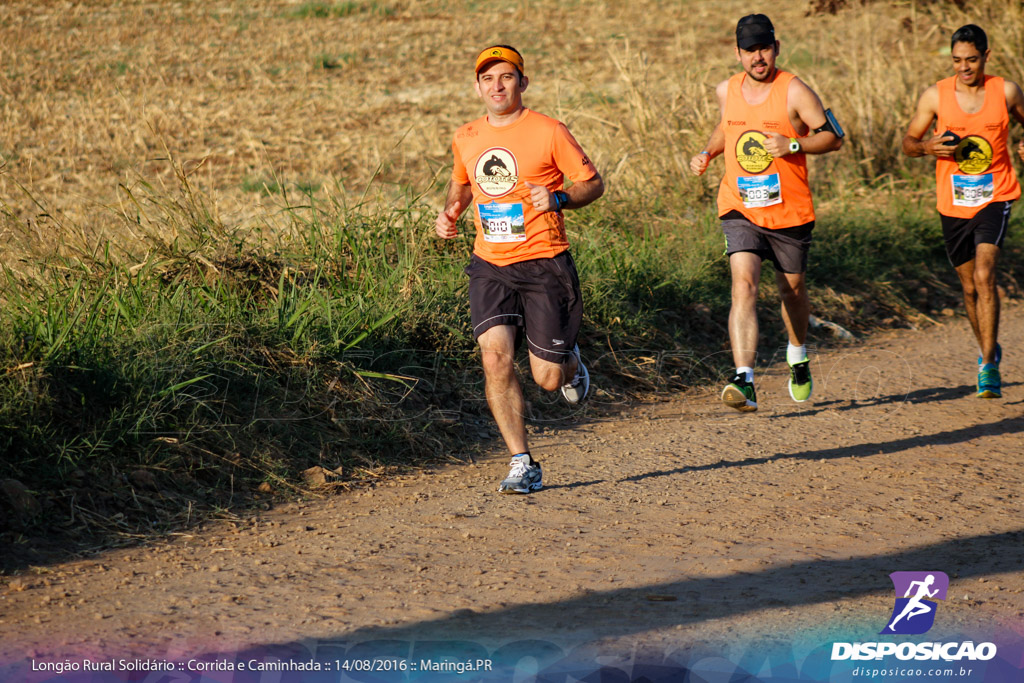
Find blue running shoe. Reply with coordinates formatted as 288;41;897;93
977;364;1001;399
978;343;1002;369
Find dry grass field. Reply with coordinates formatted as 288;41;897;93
2;0;1023;560
1;0;1021;263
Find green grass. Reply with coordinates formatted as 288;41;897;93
288;1;394;19
1;161;1020;560
106;61;130;76
313;52;354;70
241;175;281;195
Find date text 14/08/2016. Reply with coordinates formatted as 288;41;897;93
339;659;494;674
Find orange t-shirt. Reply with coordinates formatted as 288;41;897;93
717;70;816;229
935;75;1021;218
451;109;598;266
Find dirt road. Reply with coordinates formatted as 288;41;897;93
2;309;1023;681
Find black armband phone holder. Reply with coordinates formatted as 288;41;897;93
814;108;845;139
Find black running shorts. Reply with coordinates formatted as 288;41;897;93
720;210;814;274
466;250;582;363
939;200;1013;268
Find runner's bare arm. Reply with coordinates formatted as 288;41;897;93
902;85;956;158
563;174;604;210
525;174;604;212
1004;80;1024;162
763;78;841;157
690;80;729;176
435;182;472;239
690;124;724;176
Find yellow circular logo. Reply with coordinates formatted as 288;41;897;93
955;135;993;175
735;131;774;174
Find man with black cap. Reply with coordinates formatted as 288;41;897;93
435;45;604;493
690;14;843;412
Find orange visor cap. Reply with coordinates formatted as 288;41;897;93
475;46;525;75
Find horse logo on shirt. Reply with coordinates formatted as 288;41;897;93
475;147;519;197
954;135;993;175
736;131;774;174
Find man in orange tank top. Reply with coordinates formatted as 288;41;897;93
903;24;1024;399
435;45;604;493
690;15;843;412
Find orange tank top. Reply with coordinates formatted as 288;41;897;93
935;75;1020;218
717;70;815;229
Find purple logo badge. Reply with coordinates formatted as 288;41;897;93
880;571;949;635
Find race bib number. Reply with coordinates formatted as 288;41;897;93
478;201;526;242
737;173;782;209
951;173;994;208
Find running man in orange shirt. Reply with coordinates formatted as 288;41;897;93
690;15;842;412
435;45;604;493
903;24;1024;399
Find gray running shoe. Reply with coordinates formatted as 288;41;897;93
498;454;543;494
560;345;590;405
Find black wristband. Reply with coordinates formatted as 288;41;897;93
553;190;569;212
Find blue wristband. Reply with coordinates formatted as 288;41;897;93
553;190;569;212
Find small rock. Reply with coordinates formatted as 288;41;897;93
302;466;334;486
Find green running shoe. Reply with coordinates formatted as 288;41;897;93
788;359;813;402
722;374;757;412
977;364;1001;399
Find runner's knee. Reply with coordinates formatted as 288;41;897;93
481;349;515;382
973;265;996;289
530;359;565;392
732;278;759;302
534;371;562;392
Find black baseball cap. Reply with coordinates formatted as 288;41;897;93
736;14;775;49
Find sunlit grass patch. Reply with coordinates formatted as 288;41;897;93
288;1;394;19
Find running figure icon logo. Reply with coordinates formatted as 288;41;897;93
880;571;949;635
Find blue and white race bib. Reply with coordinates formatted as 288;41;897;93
737;173;782;209
951;173;994;208
478;202;526;243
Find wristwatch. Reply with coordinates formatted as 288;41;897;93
789;137;801;154
552;190;569;212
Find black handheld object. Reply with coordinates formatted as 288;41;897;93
941;130;961;147
814;108;845;139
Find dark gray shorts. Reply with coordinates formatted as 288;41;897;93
939;200;1013;268
465;251;582;363
721;210;814;274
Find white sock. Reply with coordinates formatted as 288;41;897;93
787;344;807;365
736;366;754;383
